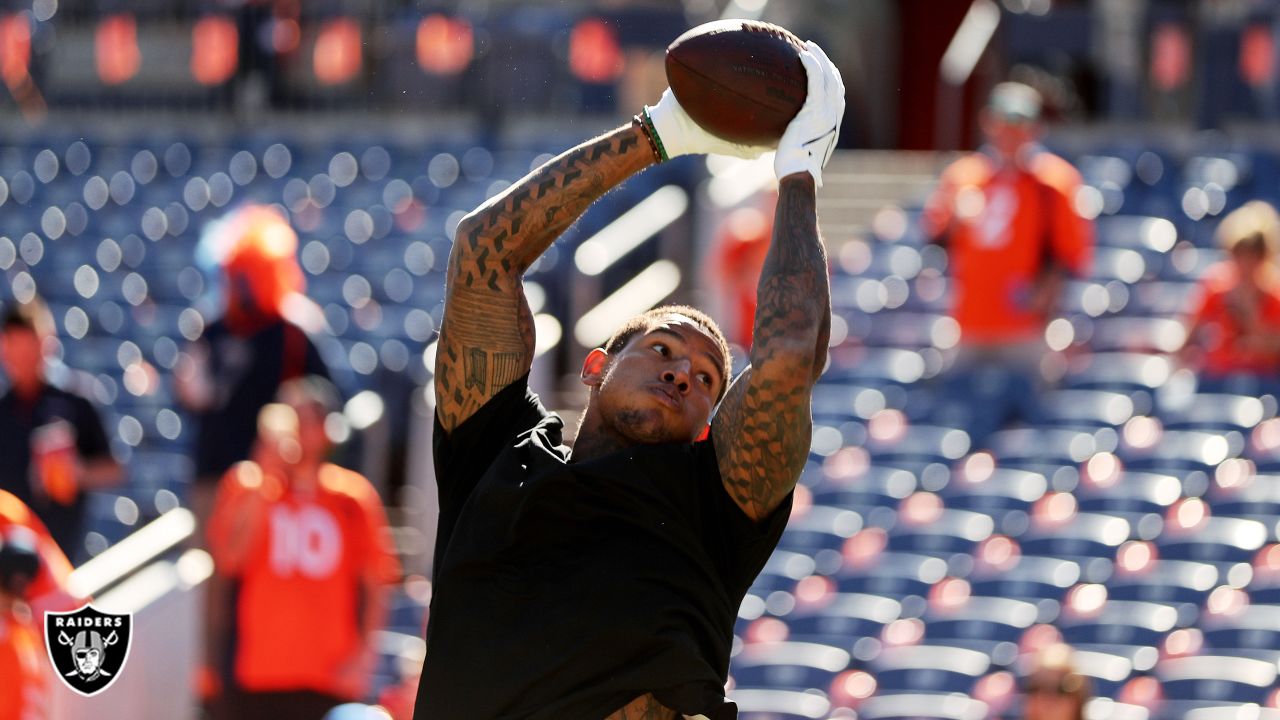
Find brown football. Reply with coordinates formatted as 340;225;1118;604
665;20;806;146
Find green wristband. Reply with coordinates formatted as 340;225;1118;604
640;108;670;162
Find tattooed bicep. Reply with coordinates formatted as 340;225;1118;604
711;361;813;522
434;273;535;432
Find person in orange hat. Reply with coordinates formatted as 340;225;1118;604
176;204;337;533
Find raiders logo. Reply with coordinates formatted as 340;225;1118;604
44;604;133;697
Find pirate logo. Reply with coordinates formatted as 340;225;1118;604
44;604;132;696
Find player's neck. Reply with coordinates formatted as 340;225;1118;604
11;376;43;400
289;461;324;494
567;427;631;463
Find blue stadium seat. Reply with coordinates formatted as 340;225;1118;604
1061;647;1138;699
732;688;832;720
856;693;988;720
1020;513;1131;564
981;427;1097;468
1087;316;1187;354
1121;280;1196;318
1178;708;1280;720
864;424;971;468
939;467;1047;518
1036;389;1136;429
811;465;918;513
1154;655;1277;718
823;347;929;389
969;554;1079;604
886;508;993;562
1057;599;1177;672
1107;558;1219;606
784;592;902;649
1158;393;1271;433
1200;604;1280;664
777;507;863;556
836;550;947;599
1116;429;1239;474
729;641;851;691
869;644;990;694
845;311;947;351
1074;470;1181;518
919;595;1037;658
1155;517;1268;567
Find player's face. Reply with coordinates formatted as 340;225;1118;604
593;316;725;445
76;648;101;675
288;397;331;462
0;327;43;390
1231;240;1268;283
982;112;1038;159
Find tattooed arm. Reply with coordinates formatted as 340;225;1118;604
435;124;655;432
711;174;831;521
606;694;678;720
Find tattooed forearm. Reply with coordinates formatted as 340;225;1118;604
453;124;654;284
605;694;679;720
751;173;830;371
435;124;656;432
713;173;830;521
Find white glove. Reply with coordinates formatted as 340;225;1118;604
774;41;845;187
642;88;772;161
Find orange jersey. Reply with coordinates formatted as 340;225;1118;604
0;605;49;720
924;150;1093;343
0;491;78;616
208;462;401;696
1189;263;1280;376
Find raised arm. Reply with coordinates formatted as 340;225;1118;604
712;175;831;520
435;83;781;432
711;42;843;522
435;124;656;431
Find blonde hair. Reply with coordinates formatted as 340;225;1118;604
1215;200;1280;257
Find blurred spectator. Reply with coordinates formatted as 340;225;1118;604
0;489;82;627
1020;643;1091;720
1181;199;1280;394
710;194;775;348
176;204;335;537
204;376;399;720
922;82;1094;443
0;526;48;720
0;297;122;563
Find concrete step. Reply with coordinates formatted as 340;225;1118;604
815;150;949;245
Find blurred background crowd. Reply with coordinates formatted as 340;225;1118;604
3;0;1280;719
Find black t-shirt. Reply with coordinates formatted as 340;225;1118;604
192;317;331;482
416;375;791;720
0;378;113;558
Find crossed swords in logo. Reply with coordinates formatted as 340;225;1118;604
56;629;119;679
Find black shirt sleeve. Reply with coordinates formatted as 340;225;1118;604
431;374;556;572
690;433;793;603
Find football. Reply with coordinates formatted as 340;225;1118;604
665;20;807;146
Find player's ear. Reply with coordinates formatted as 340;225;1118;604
581;348;609;387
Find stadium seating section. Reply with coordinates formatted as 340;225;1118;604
3;133;1280;718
